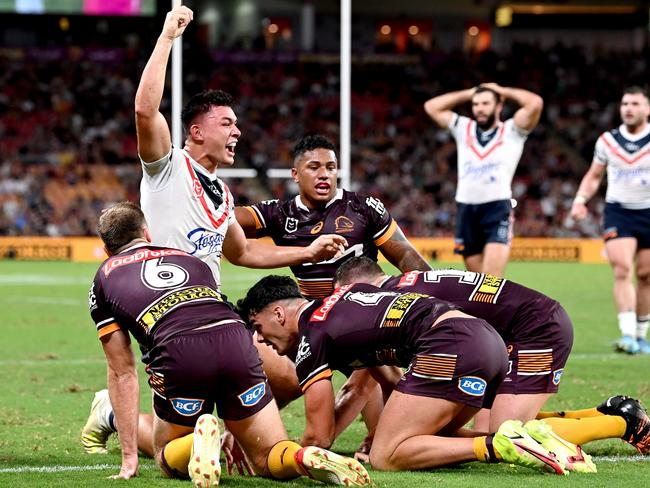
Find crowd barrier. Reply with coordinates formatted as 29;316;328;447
0;237;608;264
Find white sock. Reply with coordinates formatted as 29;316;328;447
637;314;650;340
618;311;637;337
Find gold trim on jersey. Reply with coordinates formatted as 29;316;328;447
97;322;121;339
412;353;457;380
380;292;428;328
517;349;553;375
138;286;223;330
301;368;333;392
335;216;355;233
297;278;335;299
468;274;506;304
243;206;263;230
373;219;398;246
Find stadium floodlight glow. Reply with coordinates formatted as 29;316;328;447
380;24;391;35
408;25;419;36
468;25;480;36
495;7;513;27
268;23;279;34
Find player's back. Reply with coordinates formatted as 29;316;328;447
90;245;238;355
382;270;559;336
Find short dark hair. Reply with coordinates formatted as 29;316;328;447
334;256;383;286
181;90;234;131
97;201;147;254
623;86;650;101
236;275;303;320
292;134;337;165
473;86;502;103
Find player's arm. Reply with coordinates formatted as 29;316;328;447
135;6;193;163
482;82;544;133
100;328;139;480
222;219;347;268
423;88;475;128
234;207;259;239
379;226;431;273
570;160;606;220
301;379;336;448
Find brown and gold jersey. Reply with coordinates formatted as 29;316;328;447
243;189;396;298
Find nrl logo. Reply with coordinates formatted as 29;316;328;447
285;217;299;233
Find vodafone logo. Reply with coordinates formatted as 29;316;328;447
310;284;352;321
397;271;419;288
102;249;188;276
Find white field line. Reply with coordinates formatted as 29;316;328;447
0;296;86;306
0;456;645;474
0;275;90;286
0;463;156;474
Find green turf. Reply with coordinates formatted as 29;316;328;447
1;260;649;487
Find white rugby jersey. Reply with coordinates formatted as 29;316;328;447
448;113;529;204
140;147;235;288
593;124;650;209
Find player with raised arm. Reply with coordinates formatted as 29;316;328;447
332;256;650;455
81;5;346;464
571;86;650;355
86;202;370;486
424;83;543;277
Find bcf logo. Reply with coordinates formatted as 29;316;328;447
238;382;266;407
458;376;487;397
171;398;204;416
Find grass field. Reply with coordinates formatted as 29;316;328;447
1;259;650;487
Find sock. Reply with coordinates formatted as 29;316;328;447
267;440;304;480
619;311;637;337
160;433;193;479
637;314;650;340
542;416;626;445
536;407;602;419
473;435;501;463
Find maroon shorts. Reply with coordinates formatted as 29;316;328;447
396;317;508;408
146;322;274;426
499;305;573;395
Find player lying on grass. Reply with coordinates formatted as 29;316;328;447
237;275;596;474
332;256;650;455
85;202;370;486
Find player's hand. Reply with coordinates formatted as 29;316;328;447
160;6;193;41
109;458;138;480
354;435;373;464
221;430;254;476
570;201;588;220
307;234;347;263
479;82;504;94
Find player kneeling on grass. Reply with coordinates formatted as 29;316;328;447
84;202;369;486
332;257;650;455
237;275;595;474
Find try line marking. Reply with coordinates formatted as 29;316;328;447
0;456;645;474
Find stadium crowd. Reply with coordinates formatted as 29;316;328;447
0;41;644;238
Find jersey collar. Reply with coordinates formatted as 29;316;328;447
295;189;344;212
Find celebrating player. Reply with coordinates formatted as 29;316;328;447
424;83;543;277
237;275;596;474
86;202;370;485
571;86;650;355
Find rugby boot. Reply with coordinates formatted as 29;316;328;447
637;338;650;354
189;414;221;487
525;420;596;473
614;335;640;354
295;446;371;486
80;389;115;454
493;420;566;475
598;397;650;454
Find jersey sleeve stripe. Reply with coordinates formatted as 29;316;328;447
301;368;333;392
97;322;121;339
96;317;116;329
244;206;265;229
373;219;398;246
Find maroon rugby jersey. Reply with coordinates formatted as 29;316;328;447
293;283;457;391
88;245;242;362
381;270;559;338
243;189;397;298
